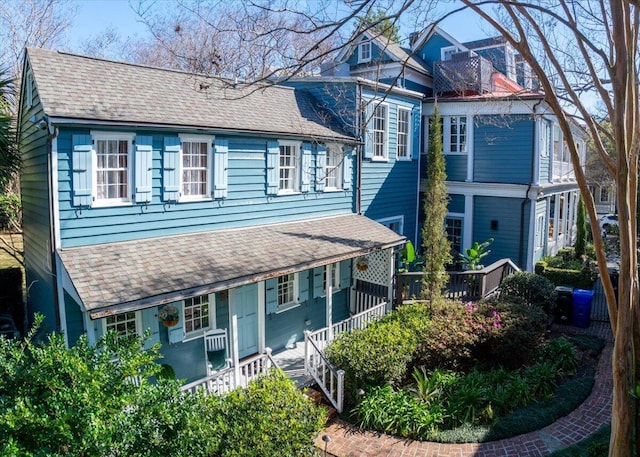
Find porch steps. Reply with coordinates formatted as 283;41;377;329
305;387;338;421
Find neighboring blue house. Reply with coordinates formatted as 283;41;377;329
18;48;405;384
323;25;587;271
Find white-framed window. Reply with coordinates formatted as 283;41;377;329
445;217;463;257
323;263;340;295
358;40;372;63
372;103;388;160
539;119;551;157
378;215;404;235
396;107;411;160
93;132;134;205
325;144;343;189
535;214;545;249
277;273;298;312
278;141;300;193
441;46;462;61
600;187;610;203
179;134;213;201
183;294;212;336
449;116;467;154
104;311;139;338
553;125;561;161
505;44;516;80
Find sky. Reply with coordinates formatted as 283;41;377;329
67;0;494;53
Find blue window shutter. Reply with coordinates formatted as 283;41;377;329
298;270;310;302
141;307;160;349
339;259;352;289
312;267;324;298
71;134;93;207
316;145;326;192
301;143;312;193
266;141;279;195
412;108;420;160
364;103;374;159
167;301;185;344
343;149;353;190
163;137;181;202
265;278;278;314
134;136;153;203
213;138;228;199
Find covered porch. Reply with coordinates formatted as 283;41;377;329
56;214;403;391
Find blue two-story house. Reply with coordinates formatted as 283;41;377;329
323;25;587;271
18;48;404;384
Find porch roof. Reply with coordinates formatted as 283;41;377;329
58;214;405;319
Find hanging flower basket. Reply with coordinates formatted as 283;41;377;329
356;257;369;271
158;304;180;327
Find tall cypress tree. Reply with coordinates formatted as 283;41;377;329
420;104;451;300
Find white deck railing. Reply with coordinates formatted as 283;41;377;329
181;348;275;395
303;300;388;413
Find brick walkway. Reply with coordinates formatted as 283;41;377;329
315;322;613;457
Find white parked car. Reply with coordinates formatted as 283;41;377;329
599;214;618;233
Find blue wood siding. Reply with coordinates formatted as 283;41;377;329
448;194;465;214
64;292;85;345
473;196;530;268
360;89;421;245
416;33;457;70
445;155;467;181
473;115;534;184
56;130;355;247
20;67;57;332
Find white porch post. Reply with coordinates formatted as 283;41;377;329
231;314;240;386
387;248;394;312
327;269;333;342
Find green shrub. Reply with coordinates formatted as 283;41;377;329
218;370;325;457
475;299;547;368
500;271;557;315
542;337;578;376
325;316;417;392
525;360;558;397
0;192;20;231
352;385;444;440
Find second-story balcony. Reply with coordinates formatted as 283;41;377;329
434;53;494;96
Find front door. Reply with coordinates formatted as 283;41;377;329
230;283;259;358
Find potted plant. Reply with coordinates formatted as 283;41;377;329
158;304;180;327
356;256;369;271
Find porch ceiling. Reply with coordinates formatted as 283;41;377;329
58;214;405;319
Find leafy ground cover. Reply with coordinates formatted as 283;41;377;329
326;290;605;444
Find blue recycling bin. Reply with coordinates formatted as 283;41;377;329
572;289;594;328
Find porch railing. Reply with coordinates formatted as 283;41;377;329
395;258;520;304
181;348;276;395
303;299;388;413
304;332;345;413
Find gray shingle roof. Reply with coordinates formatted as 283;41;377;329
371;35;429;74
58;214;405;318
26;47;354;141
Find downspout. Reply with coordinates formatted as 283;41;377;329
519;100;543;268
46;123;61;333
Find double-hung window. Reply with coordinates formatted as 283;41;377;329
535;214;545;249
358;40;372;63
277;273;298;311
104;311;139;338
396;107;411;160
179;134;213;200
93;133;134;204
278;141;300;193
372;104;388;160
445;217;463;257
183;294;211;336
325;144;343;189
449;116;467;154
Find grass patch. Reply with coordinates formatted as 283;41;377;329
549;424;610;456
0;232;22;269
432;376;595;443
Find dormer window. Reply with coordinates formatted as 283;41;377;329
441;46;462;61
358;40;372;63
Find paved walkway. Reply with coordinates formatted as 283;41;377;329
315;321;613;457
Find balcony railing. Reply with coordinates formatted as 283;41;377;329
395;258;520;304
434;54;494;95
